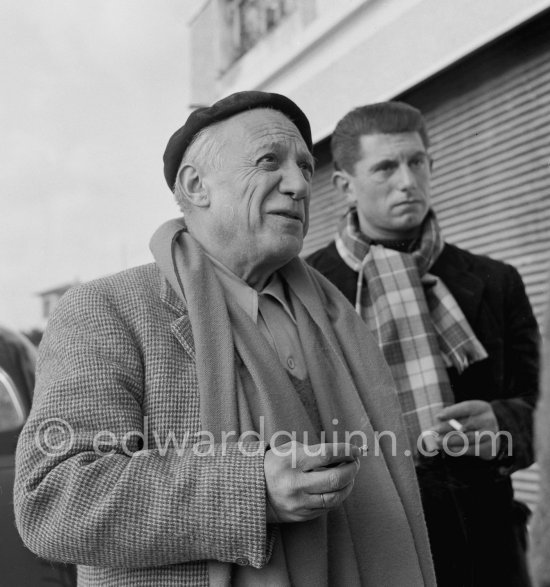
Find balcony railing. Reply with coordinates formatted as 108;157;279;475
224;0;297;62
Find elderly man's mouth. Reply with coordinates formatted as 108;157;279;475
268;211;304;223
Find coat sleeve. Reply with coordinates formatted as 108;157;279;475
490;264;540;473
14;284;273;569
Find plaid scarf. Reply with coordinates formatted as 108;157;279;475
335;208;488;453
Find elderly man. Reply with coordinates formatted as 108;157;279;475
307;101;539;586
14;92;435;586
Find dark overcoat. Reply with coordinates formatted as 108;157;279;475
307;241;540;587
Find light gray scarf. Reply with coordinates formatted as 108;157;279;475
151;218;436;586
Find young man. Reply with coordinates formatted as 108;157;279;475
307;101;539;586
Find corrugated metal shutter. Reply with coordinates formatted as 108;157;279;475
422;63;550;328
406;15;550;511
303;12;550;510
304;163;347;256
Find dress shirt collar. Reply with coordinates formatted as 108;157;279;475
205;254;296;324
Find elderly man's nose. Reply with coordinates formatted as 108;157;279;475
280;164;309;199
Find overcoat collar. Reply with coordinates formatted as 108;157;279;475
430;244;485;328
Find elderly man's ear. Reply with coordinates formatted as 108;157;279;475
332;170;357;206
177;164;210;208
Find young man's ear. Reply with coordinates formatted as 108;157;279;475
332;170;357;206
177;164;210;208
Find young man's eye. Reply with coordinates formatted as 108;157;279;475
375;162;396;173
410;153;431;169
410;157;426;168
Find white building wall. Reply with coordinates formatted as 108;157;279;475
191;0;550;140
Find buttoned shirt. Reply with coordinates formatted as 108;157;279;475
207;255;307;379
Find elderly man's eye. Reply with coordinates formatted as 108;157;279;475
258;154;277;164
299;162;314;178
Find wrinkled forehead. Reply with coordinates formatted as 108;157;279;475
219;108;310;154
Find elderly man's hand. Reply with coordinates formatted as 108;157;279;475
433;400;501;460
264;442;362;523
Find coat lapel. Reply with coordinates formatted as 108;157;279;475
160;276;196;359
430;244;485;328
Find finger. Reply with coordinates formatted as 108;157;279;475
270;476;357;523
318;444;367;468
467;414;498;434
444;445;477;457
438;400;493;422
303;460;360;495
310;479;356;511
298;443;362;472
432;421;461;435
437;401;478;421
449;439;495;458
433;415;471;435
438;430;476;448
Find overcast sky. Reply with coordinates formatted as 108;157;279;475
1;0;199;331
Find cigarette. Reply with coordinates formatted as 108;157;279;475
448;418;463;432
422;432;439;453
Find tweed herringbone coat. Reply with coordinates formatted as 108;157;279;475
15;264;272;586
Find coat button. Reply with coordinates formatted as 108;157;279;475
235;557;249;566
287;356;295;370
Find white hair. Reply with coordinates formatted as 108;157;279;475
173;121;225;214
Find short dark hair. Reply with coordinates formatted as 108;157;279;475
331;101;430;173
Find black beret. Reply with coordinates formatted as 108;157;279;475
163;90;313;191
